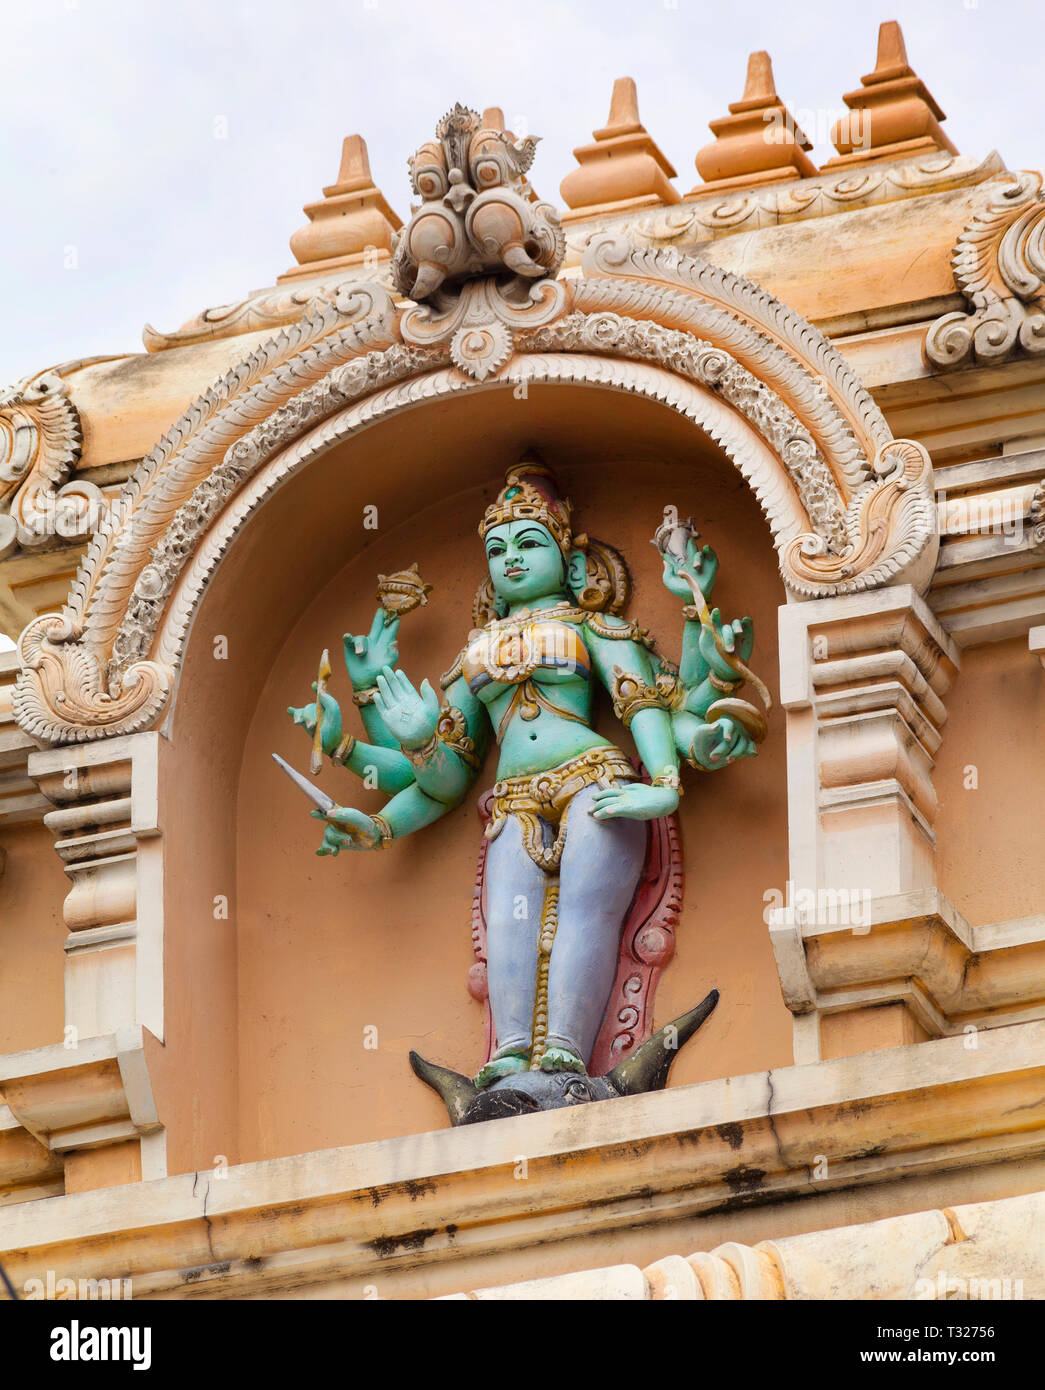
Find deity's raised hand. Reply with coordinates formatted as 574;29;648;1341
287;684;342;755
342;610;401;690
372;665;440;750
311;806;382;855
698;608;754;679
660;538;718;601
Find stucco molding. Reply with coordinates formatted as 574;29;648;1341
12;247;936;746
0;367;106;558
926;171;1045;368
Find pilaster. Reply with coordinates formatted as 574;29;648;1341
774;586;964;1060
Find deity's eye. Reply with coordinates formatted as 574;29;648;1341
519;539;541;549
486;544;506;558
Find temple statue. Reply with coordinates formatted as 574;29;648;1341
284;458;768;1117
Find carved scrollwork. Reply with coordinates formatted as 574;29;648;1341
141;276;394;354
781;438;936;594
12;216;936;744
577;234;892;496
926;172;1045;369
0;369;105;557
563;152;1004;263
400;275;567;381
14;613;171;745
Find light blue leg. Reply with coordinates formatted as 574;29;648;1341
545;783;647;1067
484;816;549;1055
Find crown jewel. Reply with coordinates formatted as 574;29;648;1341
479;458;574;558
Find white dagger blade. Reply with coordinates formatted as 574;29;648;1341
272;753;336;813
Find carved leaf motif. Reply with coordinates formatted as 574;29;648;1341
0;369;104;556
926;173;1045;368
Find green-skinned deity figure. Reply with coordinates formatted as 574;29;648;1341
283;458;769;1122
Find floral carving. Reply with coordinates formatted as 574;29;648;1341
926;172;1045;368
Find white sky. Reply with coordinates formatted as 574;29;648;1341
0;0;1040;388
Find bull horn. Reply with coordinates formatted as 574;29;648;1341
409;1050;478;1126
606;990;719;1098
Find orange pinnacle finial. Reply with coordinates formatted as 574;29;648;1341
741;51;777;105
280;134;402;283
559;75;679;222
690;50;817;197
822;19;958;170
606;76;641;129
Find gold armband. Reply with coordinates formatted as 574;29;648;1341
371;814;393;847
403;733;439;767
330;733;356;766
709;670;743;693
352;685;379;706
652;771;683;796
585;613;656;650
436;705;481;770
610;665;669;727
681;604;703;623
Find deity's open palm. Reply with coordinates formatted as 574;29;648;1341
372;665;440;749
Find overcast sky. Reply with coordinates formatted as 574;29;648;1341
0;0;1040;387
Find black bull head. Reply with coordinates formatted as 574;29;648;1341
410;990;719;1125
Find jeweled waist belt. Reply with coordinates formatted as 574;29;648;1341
485;746;636;871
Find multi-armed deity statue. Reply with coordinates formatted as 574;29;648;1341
276;103;770;1123
282;458;769;1121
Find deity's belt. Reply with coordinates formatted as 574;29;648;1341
485;746;636;873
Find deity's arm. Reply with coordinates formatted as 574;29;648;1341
341;613;409;751
401;677;489;808
376;783;458;839
585;619;680;782
317;675;487;855
352;689;406;752
335;737;415;795
678;610;711;693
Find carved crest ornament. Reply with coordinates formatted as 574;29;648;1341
0;367;106;558
12;103;937;748
925;171;1045;369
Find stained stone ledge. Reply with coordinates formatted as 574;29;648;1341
0;1019;1042;1299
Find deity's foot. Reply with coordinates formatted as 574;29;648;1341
538;1045;586;1075
474;1049;529;1089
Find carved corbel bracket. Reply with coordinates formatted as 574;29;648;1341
0;1029;159;1155
0;368;106;558
925;172;1045;368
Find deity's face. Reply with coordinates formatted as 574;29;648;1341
484;521;567;606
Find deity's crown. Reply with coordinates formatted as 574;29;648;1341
479;457;574;558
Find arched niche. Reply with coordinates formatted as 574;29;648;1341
159;381;792;1167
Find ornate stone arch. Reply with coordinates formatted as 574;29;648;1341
13;238;936;746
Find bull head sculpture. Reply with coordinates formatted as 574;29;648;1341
411;990;719;1125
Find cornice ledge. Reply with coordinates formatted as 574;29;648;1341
0;1021;1042;1296
565;150;1009;259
